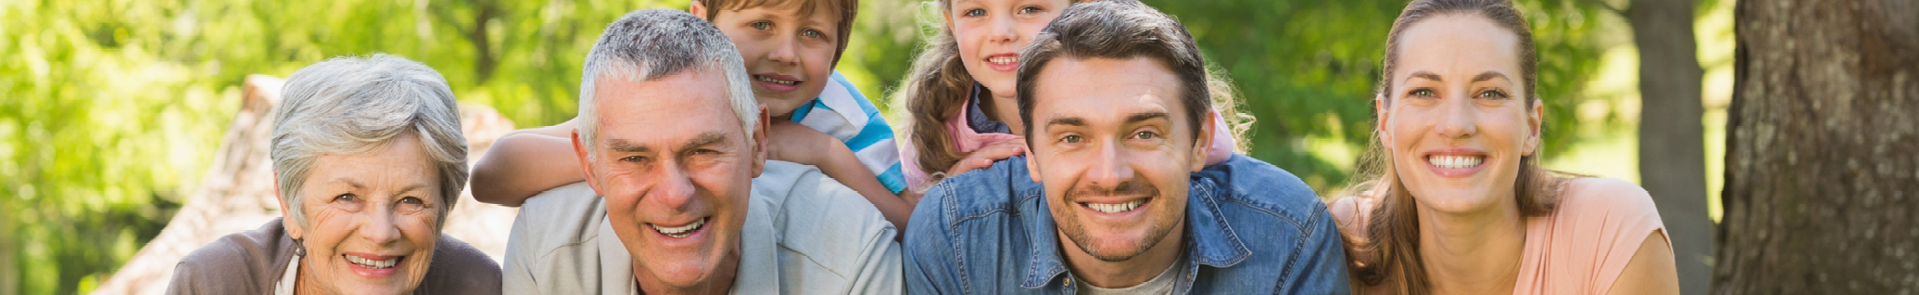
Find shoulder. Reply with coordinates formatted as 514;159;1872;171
1196;155;1327;226
756;160;901;278
1327;194;1376;238
511;182;607;251
174;219;293;292
1555;178;1661;223
923;157;1035;221
422;235;504;294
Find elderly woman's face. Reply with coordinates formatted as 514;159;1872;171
288;131;443;294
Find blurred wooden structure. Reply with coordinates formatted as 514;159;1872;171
88;75;523;294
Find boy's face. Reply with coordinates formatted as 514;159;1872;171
699;1;842;119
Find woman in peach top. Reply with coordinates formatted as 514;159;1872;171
1328;0;1680;294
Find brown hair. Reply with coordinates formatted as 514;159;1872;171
697;0;858;64
1339;0;1575;293
1014;0;1209;145
895;0;1252;185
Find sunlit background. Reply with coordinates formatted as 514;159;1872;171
0;0;1733;293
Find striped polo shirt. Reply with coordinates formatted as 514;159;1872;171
788;71;906;193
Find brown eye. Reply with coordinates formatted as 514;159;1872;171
1133;131;1158;140
1061;135;1083;144
1410;89;1436;98
400;197;423;205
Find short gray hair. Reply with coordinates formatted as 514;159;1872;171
578;9;757;156
271;54;469;230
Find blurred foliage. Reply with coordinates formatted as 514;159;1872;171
0;0;1609;293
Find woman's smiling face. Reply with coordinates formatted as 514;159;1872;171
288;131;444;295
1379;14;1541;215
946;0;1071;99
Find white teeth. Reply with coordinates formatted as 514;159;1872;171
987;56;1019;65
755;75;798;85
1427;155;1484;169
1084;199;1145;213
344;254;399;269
650;218;708;238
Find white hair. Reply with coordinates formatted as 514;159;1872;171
577;9;758;157
271;54;469;230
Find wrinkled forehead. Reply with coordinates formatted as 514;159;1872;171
592;71;745;145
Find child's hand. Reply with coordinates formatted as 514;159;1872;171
766;121;841;165
944;140;1026;177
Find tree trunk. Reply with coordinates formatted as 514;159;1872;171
1626;0;1712;293
1715;0;1919;293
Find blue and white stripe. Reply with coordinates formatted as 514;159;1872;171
790;71;906;193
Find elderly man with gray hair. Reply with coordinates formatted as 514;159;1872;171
500;9;901;294
169;54;502;294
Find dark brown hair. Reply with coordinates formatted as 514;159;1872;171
1340;0;1574;293
696;0;858;64
1014;0;1210;146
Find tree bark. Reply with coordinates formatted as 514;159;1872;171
1716;0;1919;293
1626;0;1712;293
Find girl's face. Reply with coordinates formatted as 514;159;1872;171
1379;15;1541;216
946;0;1072;99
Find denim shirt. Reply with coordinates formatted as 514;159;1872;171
904;155;1351;294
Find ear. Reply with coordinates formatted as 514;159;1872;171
1523;99;1543;156
1025;140;1043;183
1189;111;1217;172
942;8;955;34
689;0;710;21
572;128;605;196
1374;94;1391;144
751;104;771;177
273;176;302;240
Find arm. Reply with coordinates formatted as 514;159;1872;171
1283;203;1354;295
1606;231;1680;295
470;120;586;207
767;121;915;230
903;184;962;295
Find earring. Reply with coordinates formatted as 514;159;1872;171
292;238;307;257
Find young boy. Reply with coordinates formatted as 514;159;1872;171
471;0;915;228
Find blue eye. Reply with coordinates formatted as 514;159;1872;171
802;29;822;39
751;21;771;30
1019;6;1041;14
400;197;423;205
964;8;985;17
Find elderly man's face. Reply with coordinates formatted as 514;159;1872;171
574;69;767;293
1025;57;1212;264
283;131;443;294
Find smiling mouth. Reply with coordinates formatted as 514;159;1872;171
344;254;400;269
1427;154;1485;169
986;55;1019;66
649;217;709;238
1080;199;1146;213
754;75;799;85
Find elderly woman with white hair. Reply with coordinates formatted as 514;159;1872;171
168;54;501;294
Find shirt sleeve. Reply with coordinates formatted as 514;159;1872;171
1280;201;1354;295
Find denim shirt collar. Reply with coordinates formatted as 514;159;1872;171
1013;157;1255;290
967;83;1013;134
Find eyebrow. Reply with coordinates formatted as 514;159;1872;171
327;179;426;195
1404;71;1443;84
679;132;729;152
1471;71;1510;83
607;139;650;153
1125;112;1169;124
1046;117;1087;129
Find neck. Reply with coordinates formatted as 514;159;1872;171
634;250;740;295
1057;219;1186;288
293;256;330;295
1415;198;1526;295
980;90;1025;136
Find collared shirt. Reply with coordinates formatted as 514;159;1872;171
903;155;1351;294
789;71;907;193
501;160;903;294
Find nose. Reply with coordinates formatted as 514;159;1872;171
1085;140;1137;189
987;15;1017;44
359;207;403;246
649;162;699;211
766;35;799;66
1436;96;1478;139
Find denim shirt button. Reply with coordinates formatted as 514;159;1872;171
1063;277;1072;287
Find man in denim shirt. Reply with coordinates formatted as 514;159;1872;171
903;1;1350;294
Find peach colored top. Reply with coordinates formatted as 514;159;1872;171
1333;178;1668;295
1513;179;1668;295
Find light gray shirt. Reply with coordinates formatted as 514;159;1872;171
501;160;903;294
1076;255;1185;295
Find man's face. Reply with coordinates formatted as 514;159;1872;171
1025;57;1212;262
698;1;842;118
573;69;767;293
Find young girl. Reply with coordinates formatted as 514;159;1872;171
894;0;1249;191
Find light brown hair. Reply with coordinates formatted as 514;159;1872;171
1340;0;1576;293
696;0;858;64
